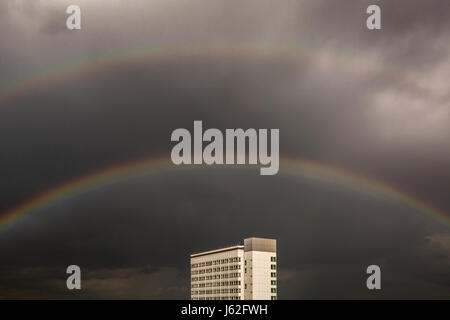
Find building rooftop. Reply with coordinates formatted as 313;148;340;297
190;245;244;258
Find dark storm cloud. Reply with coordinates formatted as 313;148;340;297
0;265;187;299
0;0;449;298
0;169;448;298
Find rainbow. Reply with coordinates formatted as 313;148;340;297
0;42;436;105
1;155;449;231
0;42;447;230
0;43;311;104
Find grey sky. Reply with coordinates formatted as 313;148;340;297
0;0;449;299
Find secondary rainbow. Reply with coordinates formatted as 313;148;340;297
0;41;424;105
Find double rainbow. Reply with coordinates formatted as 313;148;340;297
0;43;448;231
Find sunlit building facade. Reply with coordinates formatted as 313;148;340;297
190;237;277;300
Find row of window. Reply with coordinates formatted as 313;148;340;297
193;273;275;282
192;272;241;282
191;257;241;268
192;288;242;295
194;274;242;281
191;265;241;275
193;256;276;268
193;296;276;301
192;297;242;300
192;280;242;288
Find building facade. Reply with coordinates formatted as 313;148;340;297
190;237;277;300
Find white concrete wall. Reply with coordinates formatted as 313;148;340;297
244;251;277;300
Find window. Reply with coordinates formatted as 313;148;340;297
271;272;276;278
271;288;277;293
271;264;276;270
271;257;276;262
271;280;277;285
271;296;277;300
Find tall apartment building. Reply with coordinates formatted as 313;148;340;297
190;237;277;300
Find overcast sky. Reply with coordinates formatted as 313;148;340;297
0;0;449;299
